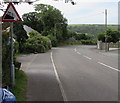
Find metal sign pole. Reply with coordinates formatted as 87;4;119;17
10;22;15;87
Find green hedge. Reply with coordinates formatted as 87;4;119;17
80;40;96;45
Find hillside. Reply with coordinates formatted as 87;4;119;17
67;24;118;38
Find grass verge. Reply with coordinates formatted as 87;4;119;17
11;69;27;101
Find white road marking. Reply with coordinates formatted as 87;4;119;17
98;62;120;72
50;52;67;101
77;52;81;55
83;55;92;60
74;48;77;52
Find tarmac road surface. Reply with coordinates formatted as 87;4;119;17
17;45;119;101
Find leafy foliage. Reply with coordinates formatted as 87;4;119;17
68;24;118;38
2;31;20;86
13;22;28;53
23;31;51;53
97;29;120;43
74;33;92;40
97;33;105;42
22;4;68;46
106;29;120;43
2;31;11;85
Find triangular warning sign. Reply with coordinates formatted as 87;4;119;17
2;2;22;22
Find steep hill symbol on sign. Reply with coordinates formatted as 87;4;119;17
2;2;22;22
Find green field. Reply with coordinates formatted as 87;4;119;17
68;24;118;38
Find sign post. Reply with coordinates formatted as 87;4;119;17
2;2;22;87
10;22;15;87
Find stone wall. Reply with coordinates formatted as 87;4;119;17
97;41;119;51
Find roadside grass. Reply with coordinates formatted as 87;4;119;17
11;69;27;101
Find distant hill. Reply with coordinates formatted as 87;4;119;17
68;24;118;38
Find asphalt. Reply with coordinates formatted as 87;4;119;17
17;52;63;101
17;45;119;101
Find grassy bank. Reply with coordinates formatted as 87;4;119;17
11;69;27;101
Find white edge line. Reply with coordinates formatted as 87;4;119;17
83;55;92;60
98;62;120;72
50;52;67;101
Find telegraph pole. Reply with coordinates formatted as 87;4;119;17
105;9;108;52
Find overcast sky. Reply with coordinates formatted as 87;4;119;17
0;0;119;24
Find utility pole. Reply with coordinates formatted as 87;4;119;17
105;9;108;52
118;1;120;31
0;18;2;88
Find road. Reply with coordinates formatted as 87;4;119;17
17;45;119;101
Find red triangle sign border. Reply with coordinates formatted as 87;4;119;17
2;2;22;22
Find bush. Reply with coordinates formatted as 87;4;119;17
47;35;58;47
97;29;120;43
80;40;96;45
106;29;120;43
29;30;40;38
2;31;11;85
74;33;88;40
23;34;51;53
97;33;105;42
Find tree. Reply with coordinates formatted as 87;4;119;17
106;29;120;43
22;4;68;46
24;31;51;53
97;33;105;42
13;22;28;53
22;12;44;33
97;29;120;43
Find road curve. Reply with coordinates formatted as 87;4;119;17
17;45;119;101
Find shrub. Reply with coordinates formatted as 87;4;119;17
29;30;40;38
24;34;51;53
47;35;58;47
2;31;11;85
97;33;105;42
80;40;96;45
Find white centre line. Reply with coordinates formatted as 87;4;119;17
98;62;119;72
83;55;92;60
77;52;81;55
50;52;67;101
74;48;77;52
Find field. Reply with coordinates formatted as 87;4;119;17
68;24;118;38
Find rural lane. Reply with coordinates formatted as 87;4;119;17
17;45;119;101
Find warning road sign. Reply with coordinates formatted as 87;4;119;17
2;2;22;22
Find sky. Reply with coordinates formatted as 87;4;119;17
0;0;120;24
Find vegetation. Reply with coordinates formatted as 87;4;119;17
11;69;27;101
2;31;11;85
3;3;120;101
68;24;118;38
2;31;27;101
23;31;52;53
106;29;120;43
13;22;28;53
22;4;68;46
97;33;105;42
97;29;120;43
65;30;96;45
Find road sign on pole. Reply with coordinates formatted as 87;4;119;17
2;2;22;87
2;2;22;22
